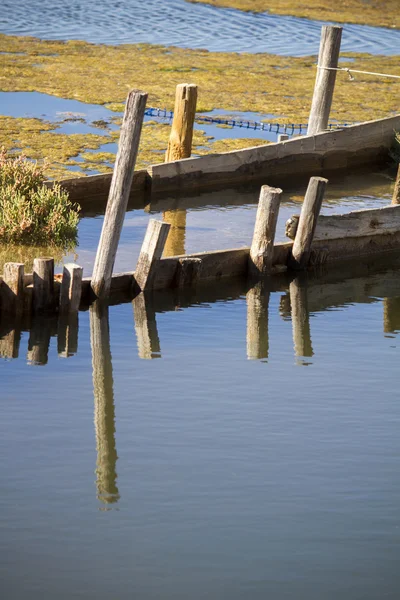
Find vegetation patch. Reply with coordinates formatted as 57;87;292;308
0;148;80;246
188;0;400;29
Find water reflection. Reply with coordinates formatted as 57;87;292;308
132;292;161;359
89;302;120;508
246;281;270;361
289;276;314;365
383;297;400;335
163;209;187;257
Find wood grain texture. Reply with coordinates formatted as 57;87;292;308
291;177;328;269
286;205;400;241
91;89;148;299
135;219;171;291
249;185;282;277
59;263;83;313
165;83;197;162
393;164;400;205
32;258;55;313
1;262;24;316
308;26;342;136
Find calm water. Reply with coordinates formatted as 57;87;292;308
1;263;400;599
1;0;400;55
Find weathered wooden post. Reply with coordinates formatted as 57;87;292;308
1;263;25;317
308;25;342;136
289;277;314;362
59;263;83;313
91;89;148;299
33;258;55;313
90;301;120;506
135;219;171;291
290;177;328;270
249;185;282;278
246;281;270;360
165;83;198;162
392;164;400;205
132;292;161;359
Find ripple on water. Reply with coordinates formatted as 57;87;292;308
1;0;400;56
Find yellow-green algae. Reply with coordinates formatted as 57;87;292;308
1;34;399;124
188;0;400;30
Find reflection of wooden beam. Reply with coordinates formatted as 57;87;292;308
289;278;314;362
246;282;270;360
163;209;187;257
90;302;120;506
58;312;79;358
0;318;21;360
383;297;400;334
132;293;161;359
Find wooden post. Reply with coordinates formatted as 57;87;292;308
59;263;83;313
392;164;400;205
176;257;202;288
165;83;198;162
1;262;24;316
290;177;328;270
91;89;148;299
289;277;314;363
58;312;79;358
249;185;282;277
246;281;270;360
278;134;289;142
308;25;342;136
90;301;120;506
132;292;161;359
135;219;170;291
33;257;55;313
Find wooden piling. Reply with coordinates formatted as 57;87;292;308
176;257;202;288
249;185;282;277
289;277;314;362
59;263;83;313
135;219;171;291
1;262;24;316
307;25;342;136
165;83;198;162
290;176;328;270
132;292;161;359
90;301;120;505
392;164;400;205
91;89;148;299
246;281;270;360
33;257;55;313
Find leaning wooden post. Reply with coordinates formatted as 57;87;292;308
307;25;342;136
33;257;55;313
1;262;24;316
392;164;400;205
59;263;83;313
290;177;328;270
165;83;198;162
91;90;148;299
135;219;170;291
249;185;282;278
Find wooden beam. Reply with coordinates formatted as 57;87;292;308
286;205;400;241
135;219;171;291
308;25;342;136
249;185;282;277
91;89;148;299
290;176;328;269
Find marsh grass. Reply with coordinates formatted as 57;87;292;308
0;148;80;245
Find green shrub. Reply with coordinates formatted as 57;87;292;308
0;148;80;246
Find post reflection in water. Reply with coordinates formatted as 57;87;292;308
27;315;57;366
89;301;120;508
162;209;187;257
132;292;161;359
383;296;400;335
246;281;270;360
289;276;314;365
0;317;22;359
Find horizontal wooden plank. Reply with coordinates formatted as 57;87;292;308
286;205;400;241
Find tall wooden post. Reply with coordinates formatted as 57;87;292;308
165;83;198;162
91;90;148;299
90;301;120;506
290;177;328;270
249;185;282;278
246;281;270;360
308;26;342;136
392;164;400;205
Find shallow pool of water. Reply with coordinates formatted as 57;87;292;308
1;259;400;599
1;0;399;56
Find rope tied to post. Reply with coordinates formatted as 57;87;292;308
317;65;400;80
